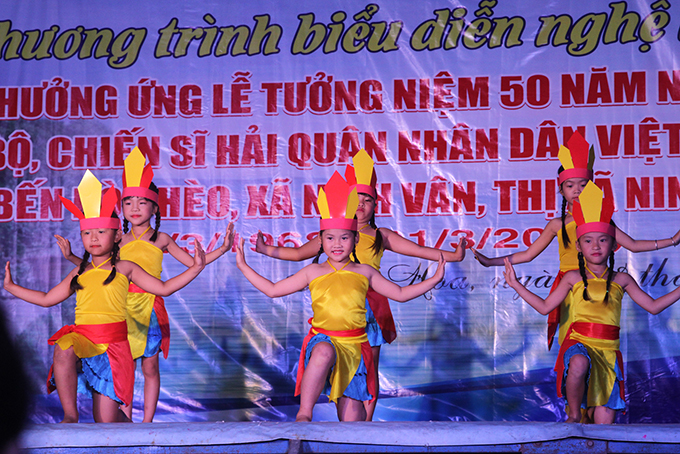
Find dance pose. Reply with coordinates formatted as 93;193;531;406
237;171;446;422
56;148;234;422
472;132;680;349
504;182;680;424
255;149;464;420
4;171;205;423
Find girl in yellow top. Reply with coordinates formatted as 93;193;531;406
4;171;205;423
57;148;234;422
255;150;464;420
473;132;680;349
236;171;446;422
504;182;680;424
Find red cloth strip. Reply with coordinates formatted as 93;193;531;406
546;270;566;351
46;321;134;406
366;287;396;344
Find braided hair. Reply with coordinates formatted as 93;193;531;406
577;251;591;301
557;166;571;249
368;212;383;255
122;182;161;242
69;250;91;292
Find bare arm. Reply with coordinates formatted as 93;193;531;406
121;242;206;296
164;224;232;267
381;228;465;262
3;261;75;307
472;219;559;267
254;231;320;261
364;253;446;302
236;238;310;297
618;273;680;314
615;227;680;253
55;235;82;266
503;258;573;315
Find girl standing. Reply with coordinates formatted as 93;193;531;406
237;171;446;422
57;148;234;422
473;132;680;349
504;182;680;423
4;171;205;423
255;149;464;420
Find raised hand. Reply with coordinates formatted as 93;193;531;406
433;252;447;281
235;237;247;268
4;261;14;289
221;222;235;253
255;231;267;254
503;257;518;289
54;234;73;259
192;240;206;270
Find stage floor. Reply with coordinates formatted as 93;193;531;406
18;421;680;454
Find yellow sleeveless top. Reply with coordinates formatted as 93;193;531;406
354;231;383;271
74;264;130;326
58;260;129;358
557;220;578;272
120;228;164;358
561;271;623;347
309;262;369;332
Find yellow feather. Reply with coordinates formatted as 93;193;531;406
558;145;575;170
78;170;102;219
124;147;146;186
317;187;330;219
345;188;358;219
580;181;603;223
353;149;374;186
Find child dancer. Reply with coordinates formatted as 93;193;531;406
3;171;205;423
255;149;464;420
57;147;234;422
504;182;680;424
472;132;680;349
237;171;446;422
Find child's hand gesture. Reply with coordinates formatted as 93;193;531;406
219;222;235;254
235;238;247;269
4;261;14;289
192;240;206;271
453;237;467;261
433;252;446;282
503;257;519;289
255;231;267;254
54;234;73;259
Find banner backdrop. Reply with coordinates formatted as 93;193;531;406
1;0;680;423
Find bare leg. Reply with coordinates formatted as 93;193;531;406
120;359;137;421
92;392;131;423
52;345;79;423
141;353;160;422
564;354;589;423
592;405;616;424
337;396;367;421
364;345;380;421
296;342;335;422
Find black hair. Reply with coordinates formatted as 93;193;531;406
69;213;121;292
557;166;571;249
122;182;161;242
312;230;361;264
359;192;383;255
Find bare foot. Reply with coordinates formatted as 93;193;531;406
565;415;580;423
295;414;312;422
60;416;78;423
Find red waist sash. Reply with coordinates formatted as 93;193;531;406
47;321;134;406
295;318;376;403
129;282;170;359
554;322;624;403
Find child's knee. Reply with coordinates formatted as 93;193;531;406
53;345;75;361
310;342;336;365
567;354;589;377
